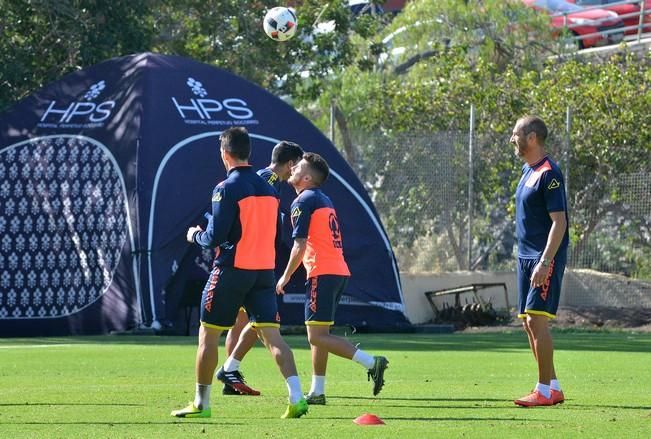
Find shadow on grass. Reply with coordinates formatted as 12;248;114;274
570;404;651;410
331;396;506;402
0;421;242;425
298;332;651;353
1;331;649;353
331;397;651;411
335;404;523;410
0;402;143;407
315;416;546;422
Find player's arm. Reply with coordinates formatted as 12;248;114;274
531;211;566;287
189;185;235;249
276;199;311;294
531;171;568;287
276;238;307;294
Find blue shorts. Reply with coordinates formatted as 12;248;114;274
200;266;280;330
517;255;566;319
304;275;349;326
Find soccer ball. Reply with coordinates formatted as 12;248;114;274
263;7;298;41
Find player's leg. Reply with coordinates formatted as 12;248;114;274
195;324;222;402
527;314;554;385
523;319;537;360
515;257;565;407
305;344;328;404
225;308;248;356
172;267;246;417
514;258;552;406
245;270;307;418
523;318;557;381
217;321;262;395
305;276;388;397
518;258;538;362
256;326;308;418
548;257;566;404
219;309;261;395
231;323;260;361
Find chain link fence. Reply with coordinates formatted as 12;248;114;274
344;113;651;309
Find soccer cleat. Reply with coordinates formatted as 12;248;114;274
216;367;261;396
551;389;565;405
281;398;309;418
171;402;211;418
367;356;389;396
222;383;241;395
304;392;326;405
514;390;553;407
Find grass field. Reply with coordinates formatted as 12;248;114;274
0;330;650;438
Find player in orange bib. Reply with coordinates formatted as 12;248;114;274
276;152;388;405
171;127;307;419
217;141;304;396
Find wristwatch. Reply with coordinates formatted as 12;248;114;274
539;257;550;267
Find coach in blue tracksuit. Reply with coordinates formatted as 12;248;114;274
510;116;569;408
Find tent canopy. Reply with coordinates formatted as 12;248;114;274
0;53;407;336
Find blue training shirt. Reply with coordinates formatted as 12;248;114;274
193;166;280;269
515;156;569;259
257;166;295;248
256;167;282;195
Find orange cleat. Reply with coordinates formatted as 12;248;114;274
551;389;565;405
514;390;553;407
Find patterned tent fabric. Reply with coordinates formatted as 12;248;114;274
0;137;128;320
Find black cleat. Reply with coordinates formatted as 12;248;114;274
367;356;388;396
304;392;326;405
216;366;261;396
222;383;241;395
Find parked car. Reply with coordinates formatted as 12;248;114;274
567;0;651;35
522;0;626;48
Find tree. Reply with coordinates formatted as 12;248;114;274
0;0;384;111
300;0;651;274
0;0;156;111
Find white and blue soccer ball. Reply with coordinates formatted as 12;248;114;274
263;7;298;42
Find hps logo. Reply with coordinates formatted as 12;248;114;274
172;77;255;123
83;80;106;100
39;80;115;126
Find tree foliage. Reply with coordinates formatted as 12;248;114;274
0;0;380;111
301;0;651;273
0;0;156;111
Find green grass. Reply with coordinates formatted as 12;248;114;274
0;331;650;438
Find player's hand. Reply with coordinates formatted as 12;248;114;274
186;225;202;243
276;275;288;295
530;263;549;288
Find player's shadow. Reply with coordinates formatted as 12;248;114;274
330;395;506;402
341;404;520;410
0;421;243;425
570;403;651;410
0;402;143;407
316;416;547;422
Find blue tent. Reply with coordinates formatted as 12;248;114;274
0;53;407;336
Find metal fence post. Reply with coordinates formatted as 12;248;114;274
467;104;475;270
329;99;336;142
638;0;647;44
565;106;571;204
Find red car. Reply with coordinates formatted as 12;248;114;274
522;0;625;49
567;0;651;35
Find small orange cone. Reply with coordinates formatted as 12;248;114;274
353;413;385;425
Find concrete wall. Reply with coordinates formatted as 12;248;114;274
401;268;651;324
401;271;517;324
